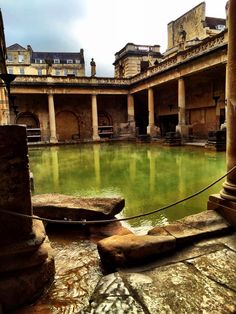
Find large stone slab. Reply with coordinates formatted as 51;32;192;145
32;193;125;221
149;210;233;245
97;234;176;270
122;262;236;313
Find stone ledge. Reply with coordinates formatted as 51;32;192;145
32;193;125;221
148;210;233;245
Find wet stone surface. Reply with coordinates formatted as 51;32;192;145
13;234;102;314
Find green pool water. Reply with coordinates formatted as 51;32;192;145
29;142;226;233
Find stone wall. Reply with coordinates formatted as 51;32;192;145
167;3;206;50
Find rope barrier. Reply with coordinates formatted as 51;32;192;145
0;165;236;225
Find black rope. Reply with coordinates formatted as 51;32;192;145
0;165;235;225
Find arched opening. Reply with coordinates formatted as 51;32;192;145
56;111;80;141
16;112;40;128
98;111;112;126
98;111;113;138
16;112;41;142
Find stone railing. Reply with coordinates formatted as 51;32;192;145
12;75;130;87
130;31;227;84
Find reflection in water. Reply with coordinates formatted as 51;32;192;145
29;143;226;230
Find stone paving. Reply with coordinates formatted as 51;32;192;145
82;211;236;314
82;233;236;313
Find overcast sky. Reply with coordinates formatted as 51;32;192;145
1;0;227;77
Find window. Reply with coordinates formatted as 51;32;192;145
72;69;77;76
8;68;13;74
18;54;24;63
75;59;80;64
7;54;13;62
35;59;44;64
55;70;60;76
64;69;68;76
38;69;43;76
54;58;60;64
67;59;73;64
19;68;25;75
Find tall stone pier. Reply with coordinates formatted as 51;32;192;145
0;125;55;312
208;0;236;227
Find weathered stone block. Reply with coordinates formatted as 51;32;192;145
97;234;176;269
89;220;133;239
32;193;125;221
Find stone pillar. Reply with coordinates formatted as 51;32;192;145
0;86;9;125
127;94;135;122
220;63;228;130
176;78;189;137
127;93;136;136
0;125;55;312
91;94;100;141
221;0;236;201
48;92;58;143
147;88;156;136
208;0;236;227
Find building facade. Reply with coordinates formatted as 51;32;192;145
6;44;85;77
0;2;228;143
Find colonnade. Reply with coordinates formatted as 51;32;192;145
45;78;190;142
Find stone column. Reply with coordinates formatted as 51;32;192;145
127;93;136;136
91;94;100;141
127;94;135;122
0;86;9;125
0;125;55;311
176;78;189;136
147;87;156;136
208;0;236;227
220;63;228;130
221;0;236;201
48;92;58;143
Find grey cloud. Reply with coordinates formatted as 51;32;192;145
1;0;86;51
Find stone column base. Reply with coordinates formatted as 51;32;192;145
147;125;158;137
49;137;58;144
208;194;236;228
0;220;55;312
93;135;100;141
175;124;190;137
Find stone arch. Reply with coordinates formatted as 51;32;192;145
16;112;40;128
98;111;113;126
56;110;80;140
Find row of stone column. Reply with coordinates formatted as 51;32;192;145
46;78;188;142
146;78;187;137
47;92;136;142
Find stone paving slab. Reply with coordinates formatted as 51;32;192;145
88;233;236;314
187;248;236;292
122;261;236;313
